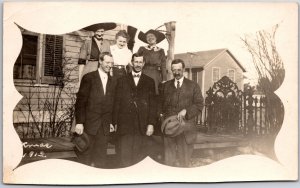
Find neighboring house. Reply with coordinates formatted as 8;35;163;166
174;49;246;97
13;24;130;138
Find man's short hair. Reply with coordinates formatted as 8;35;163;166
171;59;185;69
98;52;113;68
99;52;113;62
131;53;144;62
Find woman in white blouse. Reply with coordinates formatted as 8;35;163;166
110;30;132;79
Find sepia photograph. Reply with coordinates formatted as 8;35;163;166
2;1;298;184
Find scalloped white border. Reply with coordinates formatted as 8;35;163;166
3;2;298;184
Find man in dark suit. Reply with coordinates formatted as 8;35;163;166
113;53;156;167
159;59;204;167
75;52;116;168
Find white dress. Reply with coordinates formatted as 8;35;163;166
110;44;132;66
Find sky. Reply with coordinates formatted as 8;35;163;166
131;3;297;85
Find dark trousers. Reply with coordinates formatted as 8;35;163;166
147;135;164;163
119;134;151;167
76;129;109;168
164;133;193;167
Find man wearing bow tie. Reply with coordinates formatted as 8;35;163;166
75;52;116;168
113;54;156;167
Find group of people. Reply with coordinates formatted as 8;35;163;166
74;23;204;168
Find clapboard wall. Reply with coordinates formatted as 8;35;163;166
13;24;125;124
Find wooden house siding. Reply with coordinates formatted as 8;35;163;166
64;25;122;86
13;85;76;123
175;49;245;98
13;24;125;124
203;52;244;97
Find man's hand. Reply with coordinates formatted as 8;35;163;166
75;124;84;135
146;125;154;136
109;124;115;132
177;109;187;123
114;124;118;132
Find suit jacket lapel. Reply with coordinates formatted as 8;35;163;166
170;78;176;89
107;75;111;88
179;77;187;95
168;79;177;93
127;72;144;90
94;71;105;96
137;73;145;89
106;75;114;95
127;73;137;90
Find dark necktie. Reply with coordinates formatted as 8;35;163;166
177;80;180;89
133;74;140;78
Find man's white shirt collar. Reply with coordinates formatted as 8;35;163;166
98;68;108;94
174;76;184;88
132;71;142;86
98;68;108;78
132;71;142;77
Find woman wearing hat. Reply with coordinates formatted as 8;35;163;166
137;29;167;95
110;30;132;79
78;22;116;83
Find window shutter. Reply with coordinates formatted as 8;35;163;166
41;35;63;84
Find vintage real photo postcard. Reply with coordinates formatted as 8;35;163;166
2;2;298;184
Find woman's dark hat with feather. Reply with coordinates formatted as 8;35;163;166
138;29;166;44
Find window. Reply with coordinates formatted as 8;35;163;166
14;35;38;80
14;31;64;85
228;69;235;82
212;67;220;82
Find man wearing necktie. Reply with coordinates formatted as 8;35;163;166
113;53;156;167
159;59;204;167
75;52;116;168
